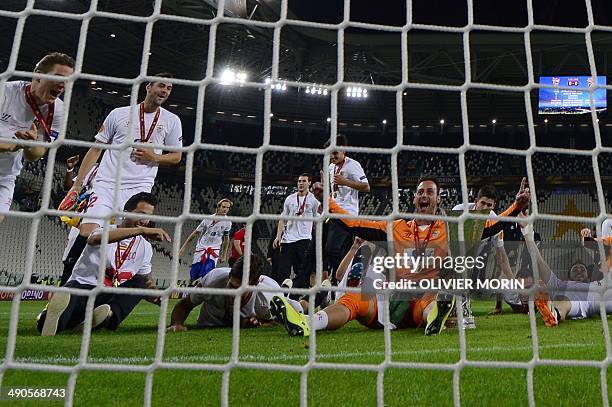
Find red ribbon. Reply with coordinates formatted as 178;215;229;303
296;193;307;216
24;85;54;142
139;102;160;142
413;221;436;257
200;247;219;263
332;159;345;192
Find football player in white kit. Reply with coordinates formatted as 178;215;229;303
39;192;171;336
522;220;612;327
167;255;306;332
179;198;232;282
324;134;369;278
60;73;182;279
272;173;320;285
0;52;75;223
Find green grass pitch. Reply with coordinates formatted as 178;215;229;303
0;300;610;406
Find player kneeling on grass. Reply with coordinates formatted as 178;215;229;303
38;192;169;336
167;255;307;331
520;216;612;327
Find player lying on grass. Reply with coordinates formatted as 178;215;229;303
272;176;531;336
38;192;170;336
270;232;438;336
521;218;611;327
167;255;308;331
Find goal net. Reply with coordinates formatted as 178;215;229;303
0;0;611;405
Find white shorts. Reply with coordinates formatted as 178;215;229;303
0;179;15;213
81;183;150;226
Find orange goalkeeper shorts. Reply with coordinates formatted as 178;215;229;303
337;292;379;328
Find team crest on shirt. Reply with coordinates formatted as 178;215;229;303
432;231;440;238
98;124;104;133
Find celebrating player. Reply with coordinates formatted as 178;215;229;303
0;52;75;223
167;255;306;331
452;185;515;318
60;73;182;279
179;198;232;283
38;192;170;336
522;220;612;327
324;134;370;275
272;173;320;285
288;176;531;336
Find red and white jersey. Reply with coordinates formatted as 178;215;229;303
68;226;152;286
94;105;182;190
328;156;368;215
193;217;231;264
280;192;319;243
0;81;64;182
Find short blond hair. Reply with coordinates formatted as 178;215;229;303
217;198;233;208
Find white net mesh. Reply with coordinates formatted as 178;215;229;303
0;0;611;405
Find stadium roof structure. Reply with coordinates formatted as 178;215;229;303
2;0;612;126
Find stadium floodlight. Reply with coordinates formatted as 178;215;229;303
305;84;328;96
265;77;287;92
544;118;548;124
492;119;497;124
346;86;368;98
440;119;445;124
382;119;387;124
326;117;331;122
221;68;247;85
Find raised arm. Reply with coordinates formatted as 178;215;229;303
87;226;171;246
336;237;364;281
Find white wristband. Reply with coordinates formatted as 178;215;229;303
66;168;74;173
520;223;534;237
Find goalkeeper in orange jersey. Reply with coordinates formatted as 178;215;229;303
270;176;530;336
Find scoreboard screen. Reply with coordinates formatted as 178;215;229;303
538;76;607;114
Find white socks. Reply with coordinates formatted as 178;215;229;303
311;310;329;331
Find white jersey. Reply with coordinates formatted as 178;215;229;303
602;219;612;239
452;202;503;249
328;156;368;215
193;217;231;264
94;105;182;190
193;267;302;327
281;192;319;243
0;81;64;182
68;226;152;286
546;271;612;319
